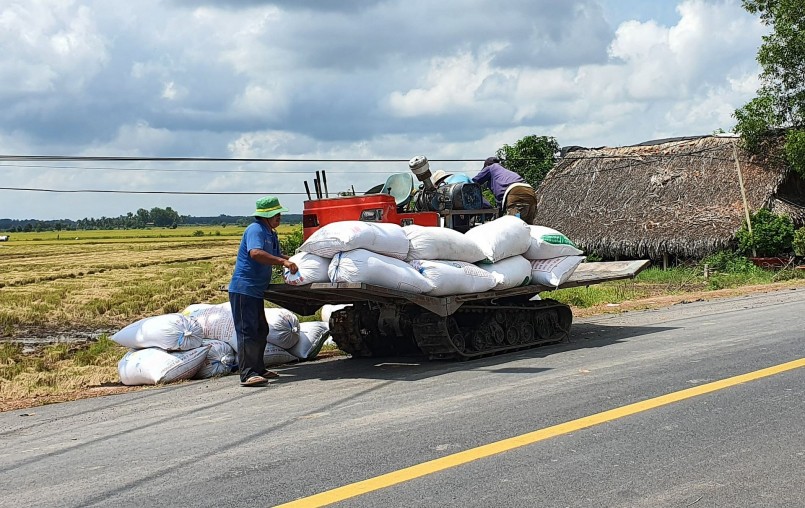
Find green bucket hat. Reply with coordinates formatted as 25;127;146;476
254;195;288;218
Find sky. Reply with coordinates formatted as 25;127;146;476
0;0;768;220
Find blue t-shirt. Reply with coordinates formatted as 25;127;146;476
228;220;281;298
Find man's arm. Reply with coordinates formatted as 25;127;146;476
249;249;297;272
472;166;491;186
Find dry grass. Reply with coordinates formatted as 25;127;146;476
0;338;129;407
0;225;296;337
0;226;301;411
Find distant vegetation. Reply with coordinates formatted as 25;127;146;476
0;207;302;233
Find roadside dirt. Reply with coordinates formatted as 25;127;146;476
571;279;805;318
4;280;805;413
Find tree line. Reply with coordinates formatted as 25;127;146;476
0;208;305;233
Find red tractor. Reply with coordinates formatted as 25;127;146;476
301;156;495;240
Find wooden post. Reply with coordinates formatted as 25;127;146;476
732;142;756;257
663;252;668;270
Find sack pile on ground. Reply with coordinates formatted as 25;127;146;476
290;217;585;294
113;303;330;386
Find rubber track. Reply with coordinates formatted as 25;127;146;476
329;299;573;361
412;299;573;360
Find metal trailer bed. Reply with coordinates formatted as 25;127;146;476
263;260;650;317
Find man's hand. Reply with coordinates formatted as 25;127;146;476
283;260;299;274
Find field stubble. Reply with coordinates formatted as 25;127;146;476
1;236;241;338
3;227;805;411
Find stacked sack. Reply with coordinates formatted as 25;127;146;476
289;221;435;293
181;303;330;368
464;215;534;290
113;313;212;385
522;225;586;287
288;217;583;296
114;304;330;386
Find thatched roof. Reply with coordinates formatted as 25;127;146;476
534;134;805;259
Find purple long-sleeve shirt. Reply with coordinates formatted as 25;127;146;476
472;163;524;203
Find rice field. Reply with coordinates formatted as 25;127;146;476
0;225;298;339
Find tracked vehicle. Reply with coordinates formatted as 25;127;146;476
266;156;649;359
265;260;648;359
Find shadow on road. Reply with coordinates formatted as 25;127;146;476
280;322;677;382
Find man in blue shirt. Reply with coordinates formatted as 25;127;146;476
472;157;538;224
229;196;298;386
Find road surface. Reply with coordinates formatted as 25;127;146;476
1;288;803;507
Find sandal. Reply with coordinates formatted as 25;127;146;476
261;371;280;379
241;375;269;387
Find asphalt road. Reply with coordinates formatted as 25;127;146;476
1;288;803;508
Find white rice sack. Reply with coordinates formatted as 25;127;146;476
320;304;351;325
193;339;237;379
183;303;234;342
264;343;298;366
182;303;215;315
328;249;435;294
289;321;330;360
265;308;301;349
283;251;331;286
403;225;486;263
411;260;497;296
299;221;410;259
524;225;584;260
477;255;532;290
118;346;209;385
530;256;586;288
112;313;205;351
464;215;531;263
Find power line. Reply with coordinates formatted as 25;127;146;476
0;155;483;163
0;163;403;174
0;187;308;195
0;144;760;196
0;150;749;164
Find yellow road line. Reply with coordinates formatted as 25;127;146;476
276;357;805;508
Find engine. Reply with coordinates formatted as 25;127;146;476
414;182;485;213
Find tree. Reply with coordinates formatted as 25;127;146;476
734;0;805;176
735;208;794;257
149;206;181;227
136;208;150;227
495;135;560;188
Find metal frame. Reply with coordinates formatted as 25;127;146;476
263;260;650;317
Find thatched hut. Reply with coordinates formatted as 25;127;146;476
533;134;805;263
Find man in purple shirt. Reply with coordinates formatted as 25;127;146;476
472;157;538;224
229;195;298;387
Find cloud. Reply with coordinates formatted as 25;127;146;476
0;0;769;219
0;2;109;97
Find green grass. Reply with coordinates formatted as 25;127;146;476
550;282;640;308
3;224;299;243
549;262;805;308
74;335;124;366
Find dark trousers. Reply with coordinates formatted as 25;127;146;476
229;292;269;382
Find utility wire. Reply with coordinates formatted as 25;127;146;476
0;163;404;174
0;155;479;162
0;187;304;195
0;144;759;196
